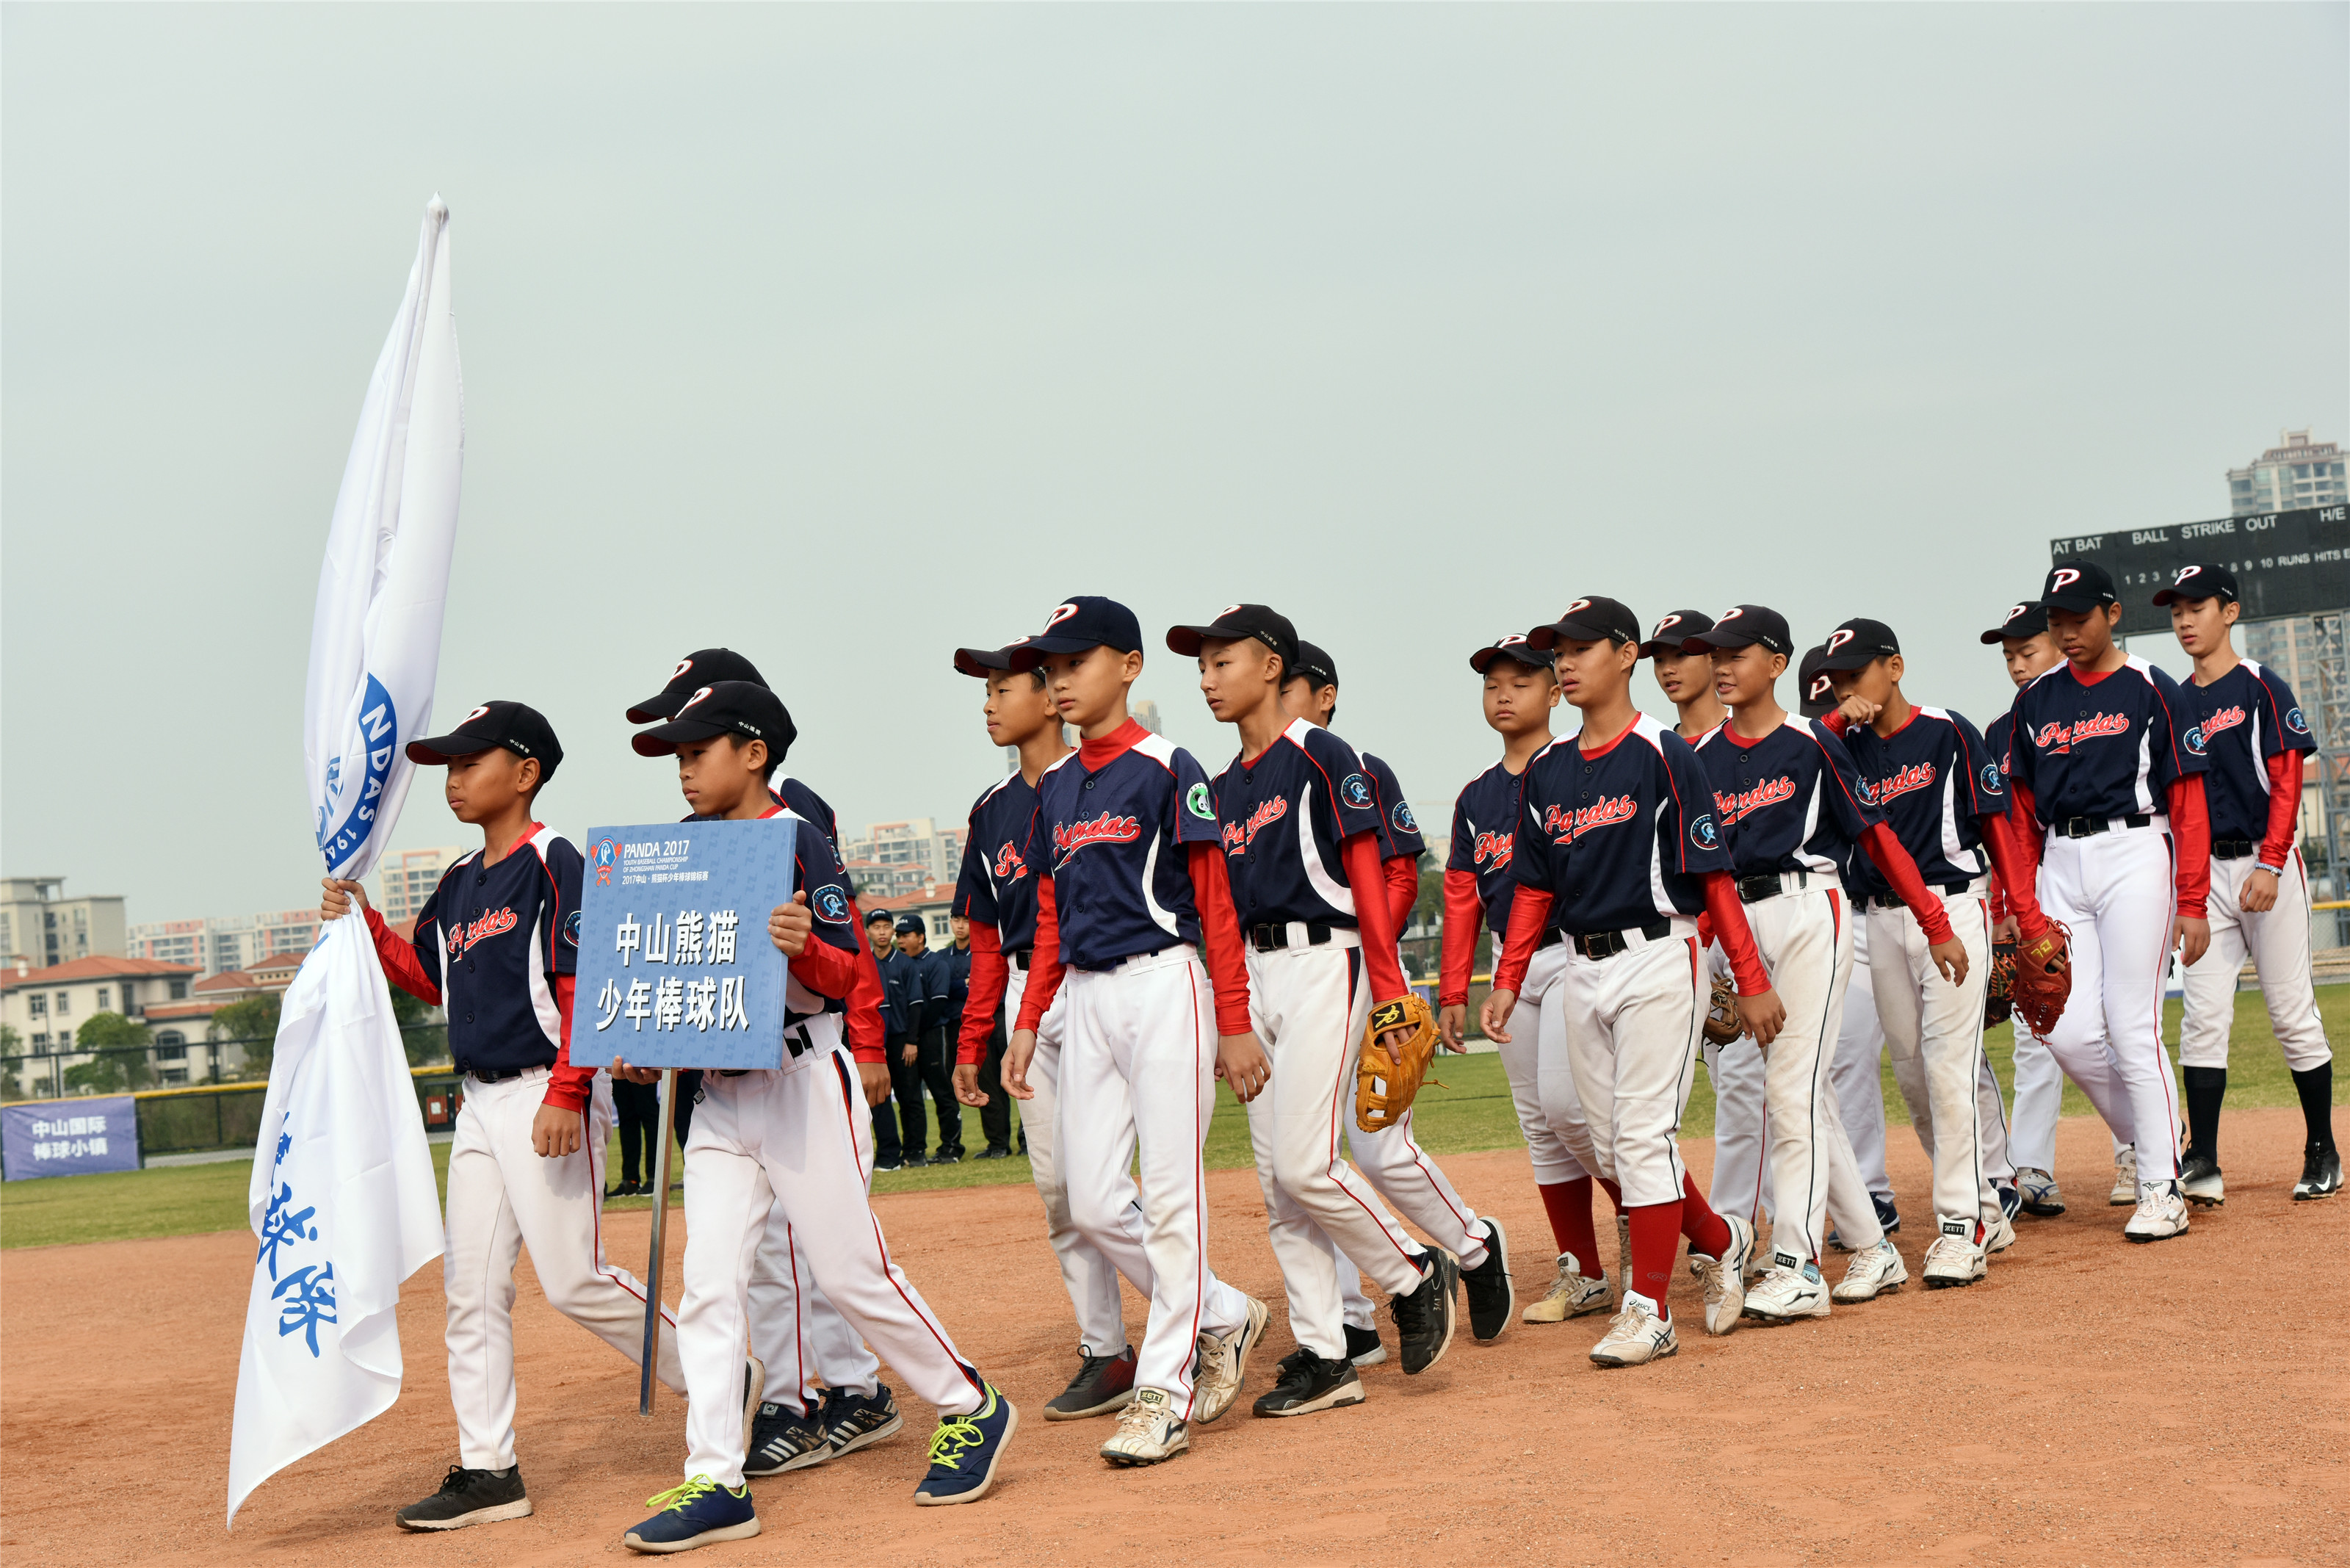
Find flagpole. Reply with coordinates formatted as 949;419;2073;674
639;1066;679;1416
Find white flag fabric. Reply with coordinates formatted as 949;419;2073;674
228;198;464;1526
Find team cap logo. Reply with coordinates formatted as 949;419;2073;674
1043;602;1080;630
2050;568;2081;592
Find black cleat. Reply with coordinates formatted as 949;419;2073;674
1250;1349;1366;1417
745;1402;832;1476
1390;1248;1460;1376
975;1145;1013;1160
1461;1218;1514;1343
394;1465;531;1531
1343;1323;1386;1366
2296;1146;2343;1202
1044;1345;1138;1420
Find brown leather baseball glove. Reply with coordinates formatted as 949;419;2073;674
1702;974;1745;1046
1984;939;2017;1027
2009;920;2073;1037
1356;994;1443;1134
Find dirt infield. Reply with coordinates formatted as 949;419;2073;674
4;1107;2344;1567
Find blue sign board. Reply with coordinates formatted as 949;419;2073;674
574;817;798;1071
2;1095;141;1179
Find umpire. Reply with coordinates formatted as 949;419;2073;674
948;913;1013;1157
890;916;965;1163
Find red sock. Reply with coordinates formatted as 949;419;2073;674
1626;1202;1682;1319
1679;1173;1732;1259
1538;1179;1601;1273
1598;1177;1624;1212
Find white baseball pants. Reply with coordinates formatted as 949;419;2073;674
747;1193;881;1414
1005;961;1132;1356
1507;942;1593;1185
1548;922;1705;1208
1055;946;1254;1417
2180;849;2333;1073
678;1035;986;1489
1868;889;2000;1232
443;1069;683;1473
1702;1024;1769;1221
2039;824;2184;1185
1830;918;1892;1199
1243;939;1428;1362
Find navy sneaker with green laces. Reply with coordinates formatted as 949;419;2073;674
911;1384;1019;1506
621;1475;759;1554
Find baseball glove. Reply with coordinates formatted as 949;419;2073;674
1984;940;2016;1028
2008;920;2073;1037
1702;975;1744;1046
1356;994;1443;1134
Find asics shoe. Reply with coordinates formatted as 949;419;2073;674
1689;1213;1754;1336
1521;1252;1610;1323
2109;1146;2138;1206
2014;1166;2065;1216
1588;1296;1678;1368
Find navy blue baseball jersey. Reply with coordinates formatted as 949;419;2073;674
2008;657;2207;825
1035;729;1224;969
1984;711;2017;783
1214;719;1386;929
1362;751;1427;862
753;803;863;1024
953;770;1045;950
411;824;582;1077
1447;761;1528;935
1693;718;1884;878
687;776;850;1024
1829;708;2004;885
877;947;916;1037
2186;660;2315;845
1511;715;1732;934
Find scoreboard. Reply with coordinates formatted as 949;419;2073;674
2049;503;2350;636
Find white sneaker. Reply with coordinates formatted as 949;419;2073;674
1832;1240;1908;1302
1689;1213;1754;1336
2015;1166;2066;1216
1521;1252;1612;1323
1983;1211;2017;1254
2123;1182;2191;1243
2109;1146;2138;1206
1922;1229;1986;1289
1743;1262;1831;1323
1588;1295;1678;1367
1099;1388;1187;1467
1189;1295;1268;1426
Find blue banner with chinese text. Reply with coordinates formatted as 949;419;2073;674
2;1095;141;1179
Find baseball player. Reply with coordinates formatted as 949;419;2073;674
1177;606;1459;1419
1440;634;1622;1326
613;682;1016;1550
2160;564;2340;1203
1818;617;2053;1287
1276;639;1514;1360
317;701;686;1533
1480;596;1782;1368
1644;610;1728;739
1002;597;1273;1468
947;637;1141;1421
2004;560;2213;1243
1684;607;1950;1315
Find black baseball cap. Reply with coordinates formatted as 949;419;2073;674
864;908;893;925
1004;596;1144;670
2152;563;2240;607
407;700;564;779
1526;596;1641;650
952;641;1023;678
1797;646;1836;720
631;680;798;759
893;914;925;936
1290;640;1338;689
1638;610;1715;660
1469;633;1555;674
1685;604;1794;657
1980;601;2048;646
2040;560;2119;613
1818;617;1900;671
1165;604;1302;678
626;648;766;723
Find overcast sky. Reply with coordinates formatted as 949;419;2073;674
4;4;2345;926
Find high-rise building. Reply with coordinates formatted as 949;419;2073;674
376;846;465;925
0;878;126;971
1132;698;1165;736
840;819;966;892
2228;428;2349;516
128;908;321;979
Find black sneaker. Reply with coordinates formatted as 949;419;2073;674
745;1401;832;1476
394;1465;531;1531
1390;1249;1459;1376
1343;1324;1386;1367
819;1381;905;1456
934;1145;965;1164
2296;1145;2343;1202
1044;1345;1138;1420
604;1181;638;1199
874;1159;905;1173
904;1152;931;1168
1250;1349;1365;1417
1461;1218;1514;1343
975;1145;1013;1160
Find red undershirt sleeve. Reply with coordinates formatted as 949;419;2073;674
2006;781;2047;897
1859;822;1957;945
363;906;440;1005
1820;710;1852;737
1701;872;1773;995
542;972;593;1111
1342;832;1409;1004
1492;888;1553;996
2260;751;2303;871
839;896;886;1065
1439;870;1483;1008
787;933;858;1002
1383;856;1419;932
1186;840;1254;1036
959;922;1008;1067
1978;812;2047;937
1014;878;1068;1034
2168;774;2211;919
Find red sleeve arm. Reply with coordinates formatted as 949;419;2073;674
1702;872;1773;995
1439;870;1483;1008
1014;878;1068;1033
541;972;593;1111
363;906;440;1005
2260;751;2303;870
1342;833;1410;1004
958;922;1007;1067
788;934;858;1002
1820;709;1851;737
1492;888;1553;995
838;895;885;1065
2168;773;2210;919
1186;840;1254;1036
1978;812;2045;936
1859;823;1956;945
1383;856;1419;932
2006;783;2046;895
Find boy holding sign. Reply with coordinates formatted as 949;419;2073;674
612;681;1015;1552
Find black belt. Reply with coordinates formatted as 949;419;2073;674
1572;920;1673;961
2057;813;2151;838
1249;922;1337;952
717;1024;822;1076
463;1063;540;1084
1537;928;1566;951
1008;946;1033;971
1860;879;1974;911
2212;838;2257;860
1735;868;1812;904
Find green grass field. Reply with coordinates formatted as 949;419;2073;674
6;986;2340;1251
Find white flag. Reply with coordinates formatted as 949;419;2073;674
228;198;463;1526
